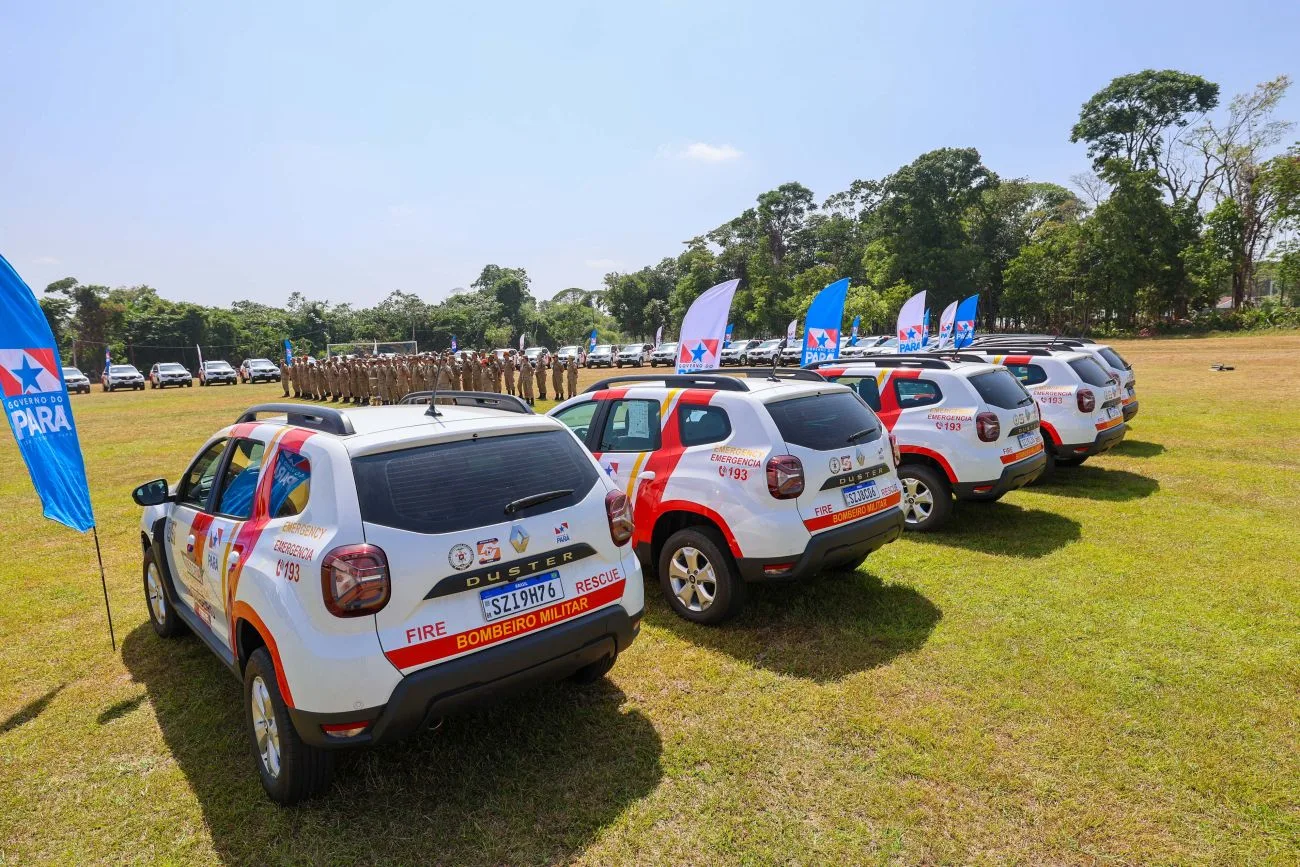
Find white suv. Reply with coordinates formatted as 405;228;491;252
549;370;905;624
809;355;1046;530
616;343;654;368
973;337;1139;421
132;396;644;804
961;348;1127;470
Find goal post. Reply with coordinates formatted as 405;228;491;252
324;340;418;358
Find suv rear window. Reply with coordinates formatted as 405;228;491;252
1068;358;1112;388
352;430;599;535
1096;347;1130;370
1003;363;1048;386
969;369;1034;409
766;391;881;451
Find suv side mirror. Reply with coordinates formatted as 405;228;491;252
132;478;171;507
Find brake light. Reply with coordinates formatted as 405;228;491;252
766;455;804;499
1076;388;1095;413
976;412;1000;442
321;544;390;617
321;721;371;738
605;491;634;546
888;432;901;466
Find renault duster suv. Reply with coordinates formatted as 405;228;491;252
549;370;905;624
133;396;643;804
810;354;1046;530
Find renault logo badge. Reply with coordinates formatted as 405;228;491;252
509;525;529;554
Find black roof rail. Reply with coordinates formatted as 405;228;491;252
729;367;826;382
236;403;356;436
811;356;954;370
974;336;1093;346
962;346;1061;356
975;333;1096;344
584;373;750;393
399;390;533;414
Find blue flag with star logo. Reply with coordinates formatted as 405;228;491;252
0;253;95;532
800;277;850;367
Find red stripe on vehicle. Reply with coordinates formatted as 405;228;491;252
1038;420;1060;445
655;500;743;557
231;601;295;707
802;491;902;532
875;369;919;431
385;579;627;670
897;445;957;483
628;389;713;551
1000;441;1045;464
590;388;628;401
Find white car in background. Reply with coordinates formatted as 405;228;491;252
103;364;146;392
810;355;1046;530
719;338;761;366
587;344;616;368
556;345;583;365
133;396;643;803
239;358;281;383
616;343;654;368
62;366;92;394
649;342;678;367
550;369;904;623
745;338;784;366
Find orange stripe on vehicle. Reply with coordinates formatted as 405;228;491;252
385;579;627;670
802;491;902;532
999;441;1045;464
1095;416;1123;432
231;601;295;708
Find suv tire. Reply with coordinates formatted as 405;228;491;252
898;464;952;532
570;653;616;684
1055;456;1088;467
658;527;745;624
143;550;185;638
244;647;334;805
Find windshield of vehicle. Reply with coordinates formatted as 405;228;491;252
765;391;882;451
62;367;82;377
969;369;1034;409
205;361;233;370
352;430;599;535
595;345;613;353
757;339;781;350
159;363;186;372
1096;347;1130;370
110;365;138;375
248;358;274;367
559;346;579;353
1068;357;1113;388
658;343;677;352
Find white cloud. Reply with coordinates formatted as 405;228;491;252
585;258;623;271
33;256;61;265
676;142;743;163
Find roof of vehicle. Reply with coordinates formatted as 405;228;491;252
204;360;233;366
110;364;139;371
578;370;851;404
810;354;1003;376
245;358;275;365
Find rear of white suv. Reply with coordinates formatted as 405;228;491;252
811;356;1046;530
134;401;643;804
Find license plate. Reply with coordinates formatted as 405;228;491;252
1106;405;1120;420
479;571;565;622
1018;431;1038;449
843;480;880;507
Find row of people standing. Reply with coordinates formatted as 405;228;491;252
279;350;581;407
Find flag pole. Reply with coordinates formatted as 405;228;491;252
91;527;116;651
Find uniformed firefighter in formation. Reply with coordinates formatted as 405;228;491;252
551;354;564;401
503;351;516;396
518;352;534;406
534;353;547;401
567;355;578;401
280;359;290;397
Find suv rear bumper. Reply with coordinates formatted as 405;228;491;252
1053;423;1126;460
288;603;642;748
1121;398;1139;421
736;506;904;583
954;450;1047;500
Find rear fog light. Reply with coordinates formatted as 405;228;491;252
762;563;796;577
321;721;371;738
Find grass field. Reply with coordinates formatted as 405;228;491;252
2;335;1298;865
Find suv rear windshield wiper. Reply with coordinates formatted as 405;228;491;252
504;489;574;515
846;428;877;443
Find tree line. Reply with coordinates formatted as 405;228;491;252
39;69;1300;371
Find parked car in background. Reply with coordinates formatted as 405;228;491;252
556;345;582;365
778;342;803;366
588;344;616;368
149;362;193;389
62;367;92;394
649;342;678;367
745;338;784;366
720;338;762;366
103;364;146;392
239;358;281;383
810;355;1046;530
549;369;904;624
616;343;654;368
525;347;551;368
199;360;238;386
973;337;1139;422
133;398;643;803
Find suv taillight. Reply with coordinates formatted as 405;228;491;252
888;432;901;466
605;491;634;546
976;412;1000;442
1076;388;1095;413
321;544;390;617
766;455;804;499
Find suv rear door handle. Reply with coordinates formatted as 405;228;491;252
186;534;195;553
639;471;656;481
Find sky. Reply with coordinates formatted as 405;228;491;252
2;0;1297;307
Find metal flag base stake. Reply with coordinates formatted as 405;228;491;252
91;527;116;651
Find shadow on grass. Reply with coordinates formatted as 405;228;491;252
644;572;940;682
910;501;1082;559
1110;439;1165;459
120;623;662;865
1031;465;1160;502
97;694;146;725
0;683;65;734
